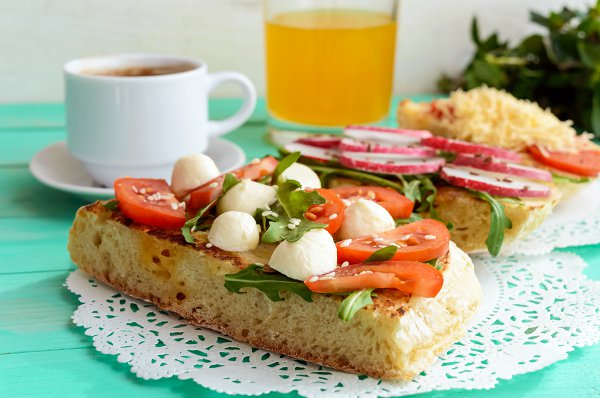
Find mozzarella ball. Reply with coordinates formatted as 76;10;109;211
338;198;395;240
171;153;220;198
269;229;337;281
279;163;321;189
217;179;277;215
208;211;260;252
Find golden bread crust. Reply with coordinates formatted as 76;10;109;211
68;202;481;380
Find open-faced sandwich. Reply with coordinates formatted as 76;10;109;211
280;122;561;255
68;153;482;380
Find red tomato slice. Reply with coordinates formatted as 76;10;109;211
114;178;186;229
188;156;278;211
336;219;450;264
304;261;443;298
304;188;345;234
331;186;414;219
528;145;600;177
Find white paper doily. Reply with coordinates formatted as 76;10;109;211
66;251;600;397
503;179;600;256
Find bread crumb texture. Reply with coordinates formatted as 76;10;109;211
68;203;481;380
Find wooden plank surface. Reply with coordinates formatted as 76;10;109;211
0;98;598;398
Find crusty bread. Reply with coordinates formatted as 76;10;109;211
433;187;559;254
68;202;482;380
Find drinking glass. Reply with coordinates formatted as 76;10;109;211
264;0;398;129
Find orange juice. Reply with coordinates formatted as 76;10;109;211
265;9;396;127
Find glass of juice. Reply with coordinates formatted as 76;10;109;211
264;0;398;129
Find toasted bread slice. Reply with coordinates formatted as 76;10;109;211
433;187;559;253
68;202;482;380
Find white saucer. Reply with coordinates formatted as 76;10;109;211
30;139;246;202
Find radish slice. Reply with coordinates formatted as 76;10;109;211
296;135;342;149
340;152;445;175
453;153;552;182
284;142;338;162
422;136;521;163
339;137;437;156
344;125;432;146
440;165;551;198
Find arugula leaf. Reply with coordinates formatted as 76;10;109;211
395;213;424;226
338;289;374;322
426;258;442;271
308;165;405;192
102;200;119;210
272;151;301;184
364;245;398;262
222;173;240;193
469;190;512;256
224;264;313;302
552;173;590;184
181;198;218;244
260;179;327;243
400;179;421;203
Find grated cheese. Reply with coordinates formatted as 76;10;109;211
435;87;581;151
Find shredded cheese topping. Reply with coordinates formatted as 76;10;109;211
435;87;582;151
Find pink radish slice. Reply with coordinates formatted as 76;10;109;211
339;152;445;175
296;135;342;149
421;136;521;163
453;153;552;182
339;137;437;156
344;125;432;146
284;142;338;162
440;165;551;198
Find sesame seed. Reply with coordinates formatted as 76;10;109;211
328;213;338;220
261;210;271;217
170;203;178;210
131;185;139;193
322;272;335;278
190;226;197;232
424;235;437;240
208;182;218;189
377;244;388;248
205;243;213;248
373;237;384;243
308;276;318;283
178;202;186;209
342;199;352;206
341;261;350;267
357;270;373;276
318;276;335;281
340;239;352;248
400;234;411;241
251;158;260;165
287;223;296;230
146;195;156;201
290;218;301;225
370;234;379;239
139;188;147;194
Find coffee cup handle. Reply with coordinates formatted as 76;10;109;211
207;71;257;136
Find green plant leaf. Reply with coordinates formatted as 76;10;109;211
181;198;218;244
469;190;512;256
102;200;119;210
364;245;398;262
592;85;600;136
395;213;424;226
222;173;240;193
272;151;301;184
552;173;591;183
224;264;313;302
308;165;405;192
260;179;327;244
337;289;374;321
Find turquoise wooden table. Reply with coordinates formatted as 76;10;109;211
1;97;599;398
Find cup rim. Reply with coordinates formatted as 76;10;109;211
63;53;206;81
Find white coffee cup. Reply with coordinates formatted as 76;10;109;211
64;53;256;187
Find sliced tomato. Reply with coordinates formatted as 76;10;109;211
304;188;345;234
114;178;186;229
336;219;450;264
188;156;278;210
528;145;600;177
331;186;414;219
304;261;443;298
